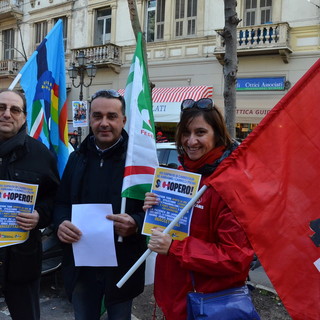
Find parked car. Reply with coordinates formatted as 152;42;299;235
41;225;62;275
156;142;179;169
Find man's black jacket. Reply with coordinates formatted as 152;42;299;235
0;123;60;287
53;130;147;306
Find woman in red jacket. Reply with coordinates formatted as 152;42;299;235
143;98;254;320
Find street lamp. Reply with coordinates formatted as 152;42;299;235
68;50;97;142
68;50;97;101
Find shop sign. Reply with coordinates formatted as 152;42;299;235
237;77;285;91
236;108;271;116
153;102;180;123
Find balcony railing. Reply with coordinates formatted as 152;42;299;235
0;0;9;10
214;22;292;64
0;59;22;77
0;0;22;18
70;43;122;74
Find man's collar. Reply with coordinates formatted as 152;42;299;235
93;135;123;153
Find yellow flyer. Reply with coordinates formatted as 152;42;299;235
0;180;38;248
142;167;201;240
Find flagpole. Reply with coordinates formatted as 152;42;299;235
8;73;22;90
117;197;127;242
8;49;38;91
116;185;208;288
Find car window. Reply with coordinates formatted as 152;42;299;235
167;150;179;168
157;149;166;165
156;143;179;168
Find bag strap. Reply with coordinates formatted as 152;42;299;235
190;271;197;292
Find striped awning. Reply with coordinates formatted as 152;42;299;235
151;86;213;102
119;86;213;123
119;85;213;102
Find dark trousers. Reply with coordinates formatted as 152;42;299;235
4;278;40;320
72;268;132;320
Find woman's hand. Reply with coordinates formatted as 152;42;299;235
148;228;172;255
143;192;159;212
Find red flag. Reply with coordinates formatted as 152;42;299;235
208;59;320;320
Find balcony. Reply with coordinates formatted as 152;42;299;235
0;0;23;19
214;22;292;64
0;59;23;78
70;43;122;74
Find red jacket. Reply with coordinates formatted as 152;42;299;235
154;175;254;320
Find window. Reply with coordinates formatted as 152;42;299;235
94;7;111;45
175;0;197;37
244;0;272;26
146;0;165;42
35;21;48;47
260;0;272;24
54;17;68;50
3;29;15;60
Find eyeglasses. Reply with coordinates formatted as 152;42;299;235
91;89;123;102
0;104;25;116
181;98;214;112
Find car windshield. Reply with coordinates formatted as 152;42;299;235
156;143;179;168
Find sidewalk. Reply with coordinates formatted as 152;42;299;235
248;265;276;294
0;264;276;320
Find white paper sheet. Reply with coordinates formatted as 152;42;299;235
71;203;118;267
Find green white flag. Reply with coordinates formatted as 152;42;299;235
121;32;159;200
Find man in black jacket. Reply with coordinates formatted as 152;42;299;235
54;89;146;320
0;89;60;320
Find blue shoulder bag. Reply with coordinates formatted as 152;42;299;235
187;273;261;320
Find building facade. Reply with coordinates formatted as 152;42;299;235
0;0;319;139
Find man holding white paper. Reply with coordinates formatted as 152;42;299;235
54;90;146;320
71;203;117;267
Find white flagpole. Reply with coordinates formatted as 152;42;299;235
120;197;127;214
8;49;38;90
117;197;127;242
116;185;208;288
8;73;22;90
